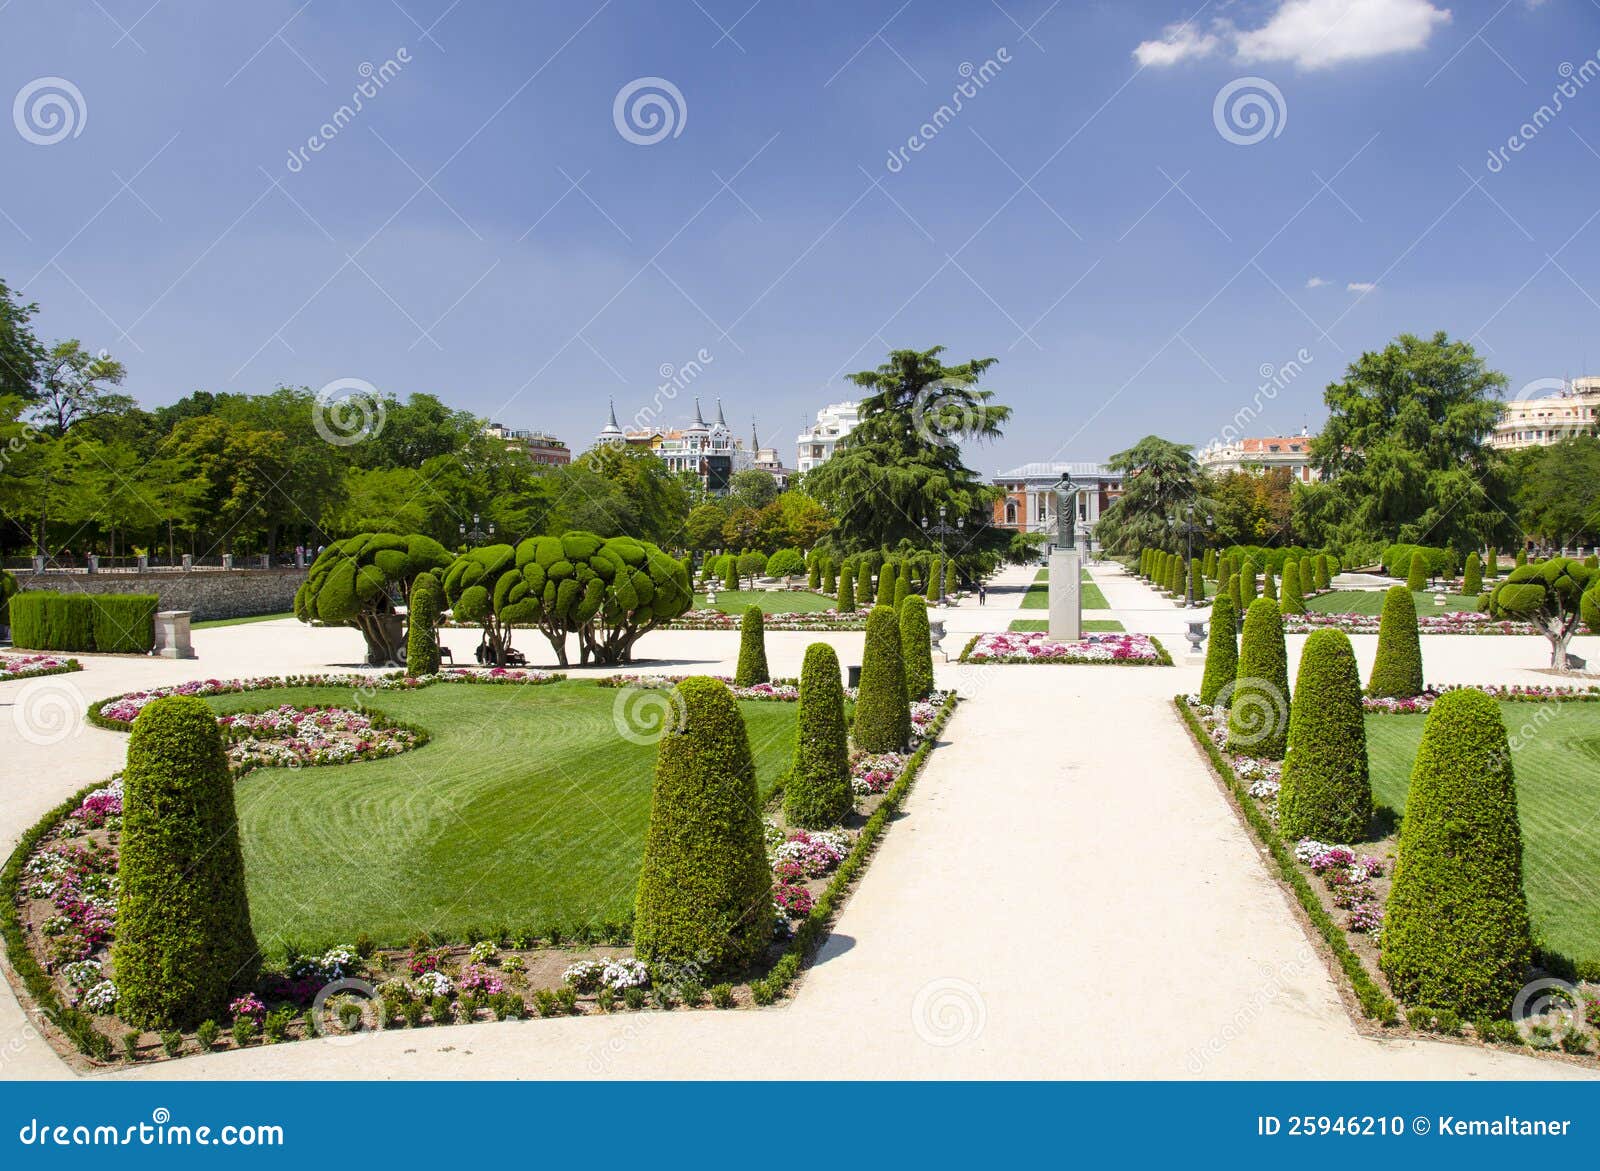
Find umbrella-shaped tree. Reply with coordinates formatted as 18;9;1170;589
1486;557;1598;672
293;532;452;664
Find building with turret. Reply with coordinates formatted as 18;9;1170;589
592;397;760;493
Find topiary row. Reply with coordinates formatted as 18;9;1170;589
9;591;158;654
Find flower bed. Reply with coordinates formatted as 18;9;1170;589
0;653;82;682
218;705;423;769
595;674;800;701
1362;683;1600;715
959;630;1170;665
1284;610;1538;636
667;608;868;632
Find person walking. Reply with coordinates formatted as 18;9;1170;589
978;582;987;606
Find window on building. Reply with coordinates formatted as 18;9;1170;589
1005;500;1018;525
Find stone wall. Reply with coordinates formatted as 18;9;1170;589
13;568;306;622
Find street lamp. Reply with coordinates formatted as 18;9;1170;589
1168;503;1212;607
460;513;496;546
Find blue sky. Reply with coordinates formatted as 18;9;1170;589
3;0;1598;473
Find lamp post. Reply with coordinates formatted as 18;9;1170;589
460;513;495;546
1168;504;1211;607
927;505;963;557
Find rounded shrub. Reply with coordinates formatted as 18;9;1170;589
1198;590;1237;705
405;571;442;676
1380;689;1533;1018
1228;598;1290;759
767;548;804;581
784;643;851;827
114;696;259;1029
1406;551;1428;591
899;594;934;700
1584;585;1600;634
853;604;910;752
1278;629;1371;842
837;563;856;612
733;605;769;687
1367;585;1423;698
633;678;773;974
1462;551;1483;597
1280;558;1305;615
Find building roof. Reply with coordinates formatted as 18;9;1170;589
994;461;1118;480
1236;436;1310;453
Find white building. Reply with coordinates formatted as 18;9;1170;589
795;400;860;473
990;462;1125;550
1491;377;1600;450
1195;429;1319;482
593;398;752;492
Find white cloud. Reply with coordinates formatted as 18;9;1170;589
1347;281;1377;292
1135;0;1451;70
1305;276;1328;288
1133;22;1222;66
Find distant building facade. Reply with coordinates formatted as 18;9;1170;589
795;400;860;473
594;398;757;493
1491;377;1600;450
1195;430;1319;482
485;423;571;466
990;462;1124;550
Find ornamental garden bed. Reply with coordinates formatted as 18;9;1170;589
1176;693;1600;1063
0;653;82;682
1305;588;1480;616
959;630;1170;665
667;608;869;631
1284;609;1539;636
5;672;957;1068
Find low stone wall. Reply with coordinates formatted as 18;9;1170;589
13;568;306;622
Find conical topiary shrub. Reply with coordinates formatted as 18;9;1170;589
838;563;856;612
733;605;769;687
926;558;942;603
785;643;851;827
1463;551;1482;596
1515;547;1527;567
1406;551;1428;591
1228;598;1291;759
822;558;836;594
114;696;260;1029
1188;557;1202;605
854;604;910;751
875;563;896;606
1263;567;1278;601
405;570;442;676
634;677;773;973
1239;560;1258;605
808;556;821;590
1381;688;1533;1017
1278;629;1371;842
893;568;909;609
1368;585;1423;698
1199;590;1238;705
1280;558;1305;615
722;556;738;591
899;594;934;700
1226;572;1241;617
1486;549;1499;579
944;558;958;599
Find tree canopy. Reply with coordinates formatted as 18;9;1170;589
1092;435;1207;555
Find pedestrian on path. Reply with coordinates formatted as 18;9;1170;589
978;582;987;606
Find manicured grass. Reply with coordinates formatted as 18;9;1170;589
202;680;803;950
693;589;837;614
1032;567;1095;583
1366;701;1600;968
1307;589;1478;615
191;612;293;630
1022;579;1110;610
1009;618;1124;633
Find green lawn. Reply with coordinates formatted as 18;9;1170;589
1009;618;1124;633
693;589;838;614
1366;701;1600;968
192;612;293;630
1307;589;1478;615
202;680;802;951
1032;567;1096;583
1022;578;1111;609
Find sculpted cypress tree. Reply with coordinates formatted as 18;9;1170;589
822;558;837;594
1199;590;1238;705
1280;559;1305;615
1188;557;1202;605
1263;566;1278;601
405;570;442;676
1462;550;1482;596
1228;598;1291;759
838;563;856;612
926;558;942;602
733;605;769;687
1314;553;1331;591
1486;549;1499;579
943;558;958;600
634;678;773;972
1239;560;1258;605
115;697;259;1029
807;555;821;590
893;567;910;608
1226;572;1241;617
785;643;851;827
854;604;910;751
1368;585;1423;698
1406;551;1428;591
1381;689;1533;1017
899;594;935;699
721;555;738;591
875;562;896;606
1278;629;1371;842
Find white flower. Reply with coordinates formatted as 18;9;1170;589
416;971;453;998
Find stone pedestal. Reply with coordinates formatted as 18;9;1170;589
153;610;196;659
1047;548;1082;642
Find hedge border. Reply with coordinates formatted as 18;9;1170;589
0;657;83;683
1173;695;1399;1026
957;632;1173;666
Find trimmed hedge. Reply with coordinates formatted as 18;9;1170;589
1368;585;1423;698
1278;629;1371;843
1380;689;1534;1018
853;605;910;752
1199;590;1237;705
1228;598;1290;759
405;571;441;676
9;591;157;653
784;643;851;827
1383;543;1455;579
733;605;770;687
633;678;773;974
898;595;934;700
114;696;260;1029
